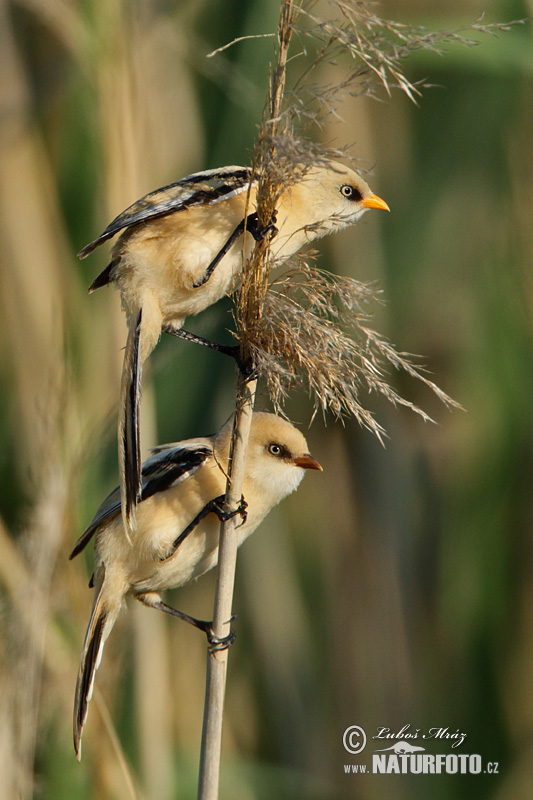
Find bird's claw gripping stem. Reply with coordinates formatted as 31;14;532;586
213;494;248;528
206;625;237;653
246;210;278;242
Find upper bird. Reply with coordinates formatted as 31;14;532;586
79;162;388;533
70;411;322;760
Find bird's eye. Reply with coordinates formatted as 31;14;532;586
340;184;362;202
267;443;283;457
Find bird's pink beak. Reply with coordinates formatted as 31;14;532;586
293;454;323;471
362;193;390;212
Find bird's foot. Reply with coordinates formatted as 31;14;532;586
205;619;237;653
187;614;237;653
212;494;248;527
246;210;278;242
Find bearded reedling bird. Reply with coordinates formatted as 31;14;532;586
70;411;322;760
79;162;387;533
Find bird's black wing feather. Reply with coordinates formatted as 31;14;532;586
69;445;212;559
78;166;252;258
139;445;211;501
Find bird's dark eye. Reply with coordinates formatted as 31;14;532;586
267;443;283;457
340;184;362;202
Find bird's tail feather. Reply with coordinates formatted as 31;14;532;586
88;259;116;292
119;308;143;538
73;569;119;760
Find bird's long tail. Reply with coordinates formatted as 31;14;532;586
73;568;119;760
119;308;143;538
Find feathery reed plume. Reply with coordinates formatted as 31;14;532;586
233;1;524;430
246;259;463;438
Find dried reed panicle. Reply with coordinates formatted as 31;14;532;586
233;0;519;432
246;259;462;439
292;4;525;113
237;0;301;360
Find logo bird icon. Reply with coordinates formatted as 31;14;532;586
374;741;425;754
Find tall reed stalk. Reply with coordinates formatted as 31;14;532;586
197;5;298;798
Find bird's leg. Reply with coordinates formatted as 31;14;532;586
192;210;278;288
162;325;239;360
159;494;248;562
136;592;236;652
192;219;245;288
161;324;257;377
165;208;277;375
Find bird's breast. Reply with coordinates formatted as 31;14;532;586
113;195;254;325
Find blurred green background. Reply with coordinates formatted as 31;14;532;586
0;1;532;798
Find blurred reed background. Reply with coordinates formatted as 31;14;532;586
0;1;531;798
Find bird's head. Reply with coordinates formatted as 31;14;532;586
273;161;389;251
216;412;322;506
302;161;389;230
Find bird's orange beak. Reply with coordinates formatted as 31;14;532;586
362;193;390;212
293;454;323;471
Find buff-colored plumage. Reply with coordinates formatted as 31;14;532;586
71;411;322;760
80;162;387;533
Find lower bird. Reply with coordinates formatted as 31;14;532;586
79;161;388;534
70;411;322;760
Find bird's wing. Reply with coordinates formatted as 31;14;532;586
149;435;217;454
139;444;212;501
69;444;213;559
78;166;252;257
